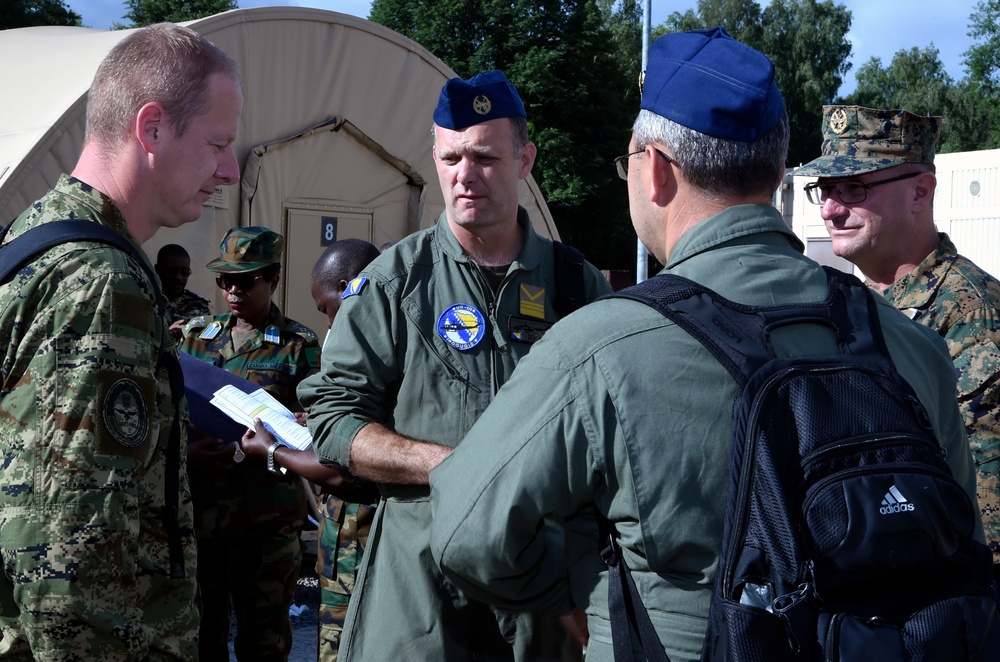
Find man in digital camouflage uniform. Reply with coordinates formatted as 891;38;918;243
155;244;211;339
298;70;612;661
796;105;1000;564
0;23;241;660
181;227;320;660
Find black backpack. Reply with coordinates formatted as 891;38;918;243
601;267;1000;661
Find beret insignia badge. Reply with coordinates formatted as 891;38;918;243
473;95;492;115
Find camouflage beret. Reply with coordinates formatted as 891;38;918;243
795;105;941;177
206;227;283;273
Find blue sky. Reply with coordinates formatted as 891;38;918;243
63;0;980;96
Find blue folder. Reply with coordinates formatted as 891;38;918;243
178;351;258;442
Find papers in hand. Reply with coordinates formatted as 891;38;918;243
210;385;313;451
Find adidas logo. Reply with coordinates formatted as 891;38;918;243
879;485;915;515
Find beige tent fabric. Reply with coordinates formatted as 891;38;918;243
0;8;558;323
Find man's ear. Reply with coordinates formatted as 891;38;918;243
647;147;674;203
518;141;538;179
911;170;937;214
136;102;164;154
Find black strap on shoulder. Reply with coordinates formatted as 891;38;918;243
552;240;587;318
598;516;671;662
608;267;891;384
0;219;187;579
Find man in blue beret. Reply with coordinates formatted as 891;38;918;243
298;70;612;660
426;28;976;661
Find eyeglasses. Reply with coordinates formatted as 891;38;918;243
216;273;264;291
614;148;676;180
803;171;921;205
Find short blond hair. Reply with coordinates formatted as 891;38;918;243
85;23;239;147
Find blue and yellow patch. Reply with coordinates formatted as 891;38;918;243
437;303;486;351
342;276;368;299
509;316;552;343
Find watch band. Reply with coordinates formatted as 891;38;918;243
267;441;285;475
233;442;245;464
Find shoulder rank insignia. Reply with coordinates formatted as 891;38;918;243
437;303;486;351
519;284;546;319
342;276;368;299
264;325;281;344
199;321;223;340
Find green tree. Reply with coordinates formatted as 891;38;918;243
959;0;1000;150
0;0;80;29
758;0;852;166
117;0;237;28
841;46;968;150
370;0;639;269
845;46;952;115
965;0;1000;94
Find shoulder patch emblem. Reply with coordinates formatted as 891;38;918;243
264;325;281;344
104;378;148;448
288;322;317;341
342;276;369;299
437;303;486;351
199;320;222;340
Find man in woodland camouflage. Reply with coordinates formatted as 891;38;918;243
797;105;1000;563
0;23;241;659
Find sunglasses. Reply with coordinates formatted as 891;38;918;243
216;273;265;291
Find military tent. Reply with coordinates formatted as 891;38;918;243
0;7;558;334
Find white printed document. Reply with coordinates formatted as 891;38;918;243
210;385;313;451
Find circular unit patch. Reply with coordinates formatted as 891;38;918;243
104;378;149;448
437;303;486;351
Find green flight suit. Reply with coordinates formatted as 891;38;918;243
298;208;613;661
0;175;199;660
880;233;1000;563
429;204;978;662
181;304;319;660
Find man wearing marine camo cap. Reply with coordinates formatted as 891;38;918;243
797;105;1000;565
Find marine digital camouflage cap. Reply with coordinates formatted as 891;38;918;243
795;105;941;177
206;226;284;273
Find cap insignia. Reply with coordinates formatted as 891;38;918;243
829;107;849;135
473;95;492;115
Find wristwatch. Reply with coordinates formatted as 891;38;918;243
233;442;245;464
267;441;286;475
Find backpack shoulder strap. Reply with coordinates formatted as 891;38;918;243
552;240;587;318
0;219;165;318
606;267;891;384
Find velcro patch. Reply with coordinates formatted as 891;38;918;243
111;291;152;334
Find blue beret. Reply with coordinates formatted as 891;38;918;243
641;27;784;143
433;70;526;130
